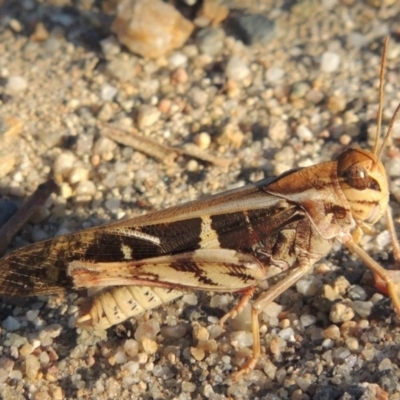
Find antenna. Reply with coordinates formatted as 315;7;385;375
373;36;388;156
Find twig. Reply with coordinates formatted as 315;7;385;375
99;123;230;167
0;179;58;255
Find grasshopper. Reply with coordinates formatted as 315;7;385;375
0;37;400;380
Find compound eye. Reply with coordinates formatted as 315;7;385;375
343;164;369;190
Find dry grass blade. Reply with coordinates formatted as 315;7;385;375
99;123;178;166
99;122;230;167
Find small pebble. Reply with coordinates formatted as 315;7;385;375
68;167;89;184
225;56;250;81
122;361;139;376
330;301;355;323
93;137;117;158
168;51;188;68
262;302;283;319
53;152;76;178
296;275;321;296
193;132;211;150
75;180;96;196
347;285;367;301
101;84;118;101
6;75;28;92
278;327;295;341
227;13;275;45
100;36;121;57
190;346;205;361
352;301;373;318
320;51;341;73
105;198;121;213
182;381;196;393
0;357;14;384
2;316;21;331
25;354;40;379
136;105;161;129
114;349;128;364
230;331;253;348
192;323;209;341
124;339;139;357
300;314;317;327
182;293;198;306
196;27;224;56
265;66;285;83
323;325;341;341
161;323;187;340
378;358;393;372
26;310;40;322
135;319;160;341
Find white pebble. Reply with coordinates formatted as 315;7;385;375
296;124;313;141
6;75;28;92
93;137;117;157
182;293;198;306
262;302;283;319
114;349;128;364
124;339;139;357
265;66;285;83
225;56;250;81
122;361;139;376
320;51;341;73
168;51;188;68
376;230;391;248
278;327;295;341
68;167;89;184
300;314;317;327
101;84;118;101
53;152;76;177
296;275;321;296
75;180;96;196
136;105;161;129
230;331;253;348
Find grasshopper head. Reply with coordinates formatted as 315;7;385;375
337;147;389;225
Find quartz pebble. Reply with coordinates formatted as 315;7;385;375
265;66;285;83
134;319;160;341
296;275;321;296
6;75;28;92
320;51;341;73
136;105;161;129
124;339;139;357
225;56;250;81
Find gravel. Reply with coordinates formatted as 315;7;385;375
1;0;400;399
